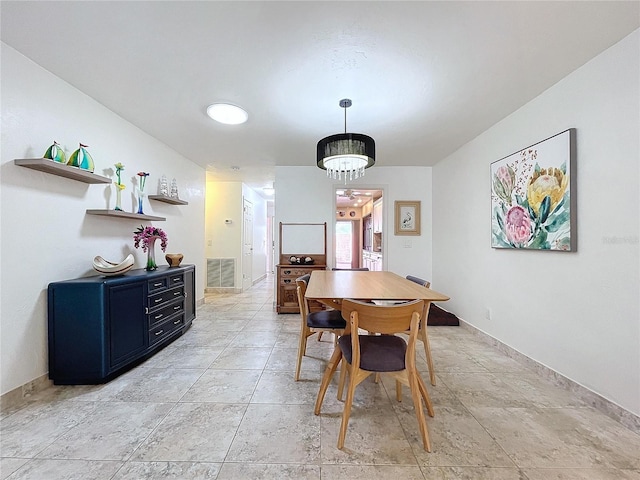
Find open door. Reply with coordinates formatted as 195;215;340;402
242;198;253;290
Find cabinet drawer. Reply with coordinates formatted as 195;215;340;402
168;274;184;287
148;278;168;293
149;314;184;346
148;301;184;328
280;268;313;278
148;286;184;309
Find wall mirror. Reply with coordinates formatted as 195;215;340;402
279;222;327;265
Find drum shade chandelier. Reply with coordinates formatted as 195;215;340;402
317;99;375;182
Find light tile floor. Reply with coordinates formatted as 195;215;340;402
2;277;639;479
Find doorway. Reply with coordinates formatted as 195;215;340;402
335;220;359;269
334;188;383;269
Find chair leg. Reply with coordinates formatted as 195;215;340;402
314;347;342;415
409;372;431;452
317;331;323;342
416;372;435;418
395;379;402;402
337;360;347;401
421;326;436;386
337;367;357;449
294;330;308;382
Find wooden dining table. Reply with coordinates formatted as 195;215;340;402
305;270;450;311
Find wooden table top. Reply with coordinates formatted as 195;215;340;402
305;270;450;303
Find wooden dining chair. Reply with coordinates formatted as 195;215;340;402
314;299;435;452
294;275;346;381
405;275;436;386
370;275;437;386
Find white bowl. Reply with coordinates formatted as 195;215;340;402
93;254;135;276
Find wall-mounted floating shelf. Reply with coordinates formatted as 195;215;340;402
15;158;111;184
148;195;188;205
86;209;166;221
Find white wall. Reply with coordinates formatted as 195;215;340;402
275;166;433;279
0;44;206;395
205;181;243;269
205;181;268;288
432;30;640;415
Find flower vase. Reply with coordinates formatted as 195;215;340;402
115;188;123;211
137;190;145;215
146;236;158;271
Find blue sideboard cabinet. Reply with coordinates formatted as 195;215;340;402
48;265;195;384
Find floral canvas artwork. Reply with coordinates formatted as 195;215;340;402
491;129;575;251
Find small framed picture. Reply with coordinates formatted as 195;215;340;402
394;201;421;236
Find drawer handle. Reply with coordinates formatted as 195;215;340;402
154;298;163;303
155;314;163;320
155;329;164;336
173;319;181;325
153;282;163;287
284;270;291;274
173;278;181;282
174;306;181;311
284;279;291;284
173;291;181;296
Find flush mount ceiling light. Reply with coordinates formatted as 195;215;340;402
206;103;248;125
317;99;375;183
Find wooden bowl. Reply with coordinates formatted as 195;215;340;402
165;253;184;267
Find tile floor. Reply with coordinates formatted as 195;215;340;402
2;277;639;479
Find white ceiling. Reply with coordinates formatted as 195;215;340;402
2;1;638;193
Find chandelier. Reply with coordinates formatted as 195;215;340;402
316;99;375;182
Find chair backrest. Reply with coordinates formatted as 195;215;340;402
296;275;311;318
340;298;424;336
406;275;431;289
332;268;370;271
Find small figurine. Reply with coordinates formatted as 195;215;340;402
159;174;169;196
67;143;94;172
170;178;179;198
43;141;66;163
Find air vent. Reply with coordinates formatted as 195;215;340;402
207;258;235;288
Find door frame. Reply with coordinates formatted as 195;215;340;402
332;185;386;270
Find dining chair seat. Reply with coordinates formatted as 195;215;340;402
308;309;345;329
338;334;406;372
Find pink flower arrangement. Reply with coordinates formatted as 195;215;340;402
133;225;168;252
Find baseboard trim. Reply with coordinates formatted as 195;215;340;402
205;287;241;294
458;319;640;435
1;373;52;414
